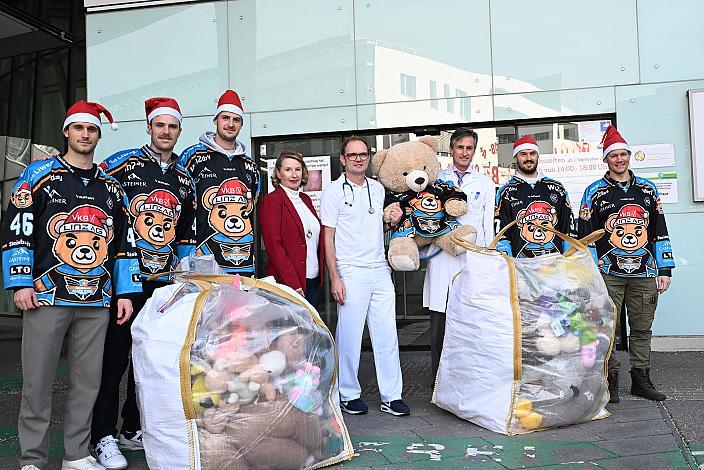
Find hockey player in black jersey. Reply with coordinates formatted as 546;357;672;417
495;134;576;257
92;97;197;469
179;89;259;274
2;101;140;470
579;125;675;404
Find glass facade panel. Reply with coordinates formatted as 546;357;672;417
638;0;704;83
86;2;230;121
353;0;492;105
227;0;356;113
494;87;615;121
491;0;639;94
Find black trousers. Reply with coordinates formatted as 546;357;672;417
91;281;162;442
430;310;446;384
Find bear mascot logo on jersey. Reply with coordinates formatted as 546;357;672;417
515;201;558;258
11;182;33;209
601;204;655;276
129;189;181;274
34;205;113;306
196;177;254;267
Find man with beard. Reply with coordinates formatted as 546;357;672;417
2;101;140;470
179;90;259;274
495;135;576;257
91;98;196;469
579;125;675;403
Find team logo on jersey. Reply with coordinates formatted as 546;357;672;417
196;178;254;264
599;204;653;274
64;276;101;300
34;205;113;303
130;189;182;273
417;217;441;233
516;201;557;253
550;193;558;203
220;243;251;264
11;182;33;208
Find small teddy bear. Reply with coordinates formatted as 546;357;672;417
371;136;477;271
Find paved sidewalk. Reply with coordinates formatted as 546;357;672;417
0;319;702;469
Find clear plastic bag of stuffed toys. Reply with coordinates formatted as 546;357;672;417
510;254;616;433
132;273;353;470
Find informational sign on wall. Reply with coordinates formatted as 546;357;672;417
630;144;676;169
688;88;704;201
265;155;331;214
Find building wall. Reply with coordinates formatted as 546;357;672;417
85;0;704;335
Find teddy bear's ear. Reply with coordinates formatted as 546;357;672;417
418;135;439;152
370;149;388;176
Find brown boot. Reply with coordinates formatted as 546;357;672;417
630;368;667;401
607;370;620;403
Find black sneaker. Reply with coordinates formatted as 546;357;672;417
380;399;411;416
341;398;368;415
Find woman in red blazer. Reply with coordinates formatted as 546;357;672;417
259;150;325;306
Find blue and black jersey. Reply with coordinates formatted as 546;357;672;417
384;179;467;240
578;171;675;278
2;155;142;307
495;174;576;258
100;146;197;281
179;133;259;274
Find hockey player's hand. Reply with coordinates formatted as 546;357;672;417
657;276;671;294
116;299;134;325
14;288;39;311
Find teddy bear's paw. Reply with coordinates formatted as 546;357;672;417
390;255;419;271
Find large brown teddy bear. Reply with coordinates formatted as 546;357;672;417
371;136;477;271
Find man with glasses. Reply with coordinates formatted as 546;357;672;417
319;136;410;417
579;125;674;403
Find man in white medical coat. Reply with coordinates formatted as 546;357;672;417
423;128;495;383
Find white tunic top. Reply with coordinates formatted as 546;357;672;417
282;185;320;278
423;166;496;312
319;174;387;269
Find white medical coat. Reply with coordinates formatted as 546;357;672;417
422;167;496;312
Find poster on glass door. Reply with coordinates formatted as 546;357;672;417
265;156;331;215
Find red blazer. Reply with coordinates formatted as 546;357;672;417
258;186;325;293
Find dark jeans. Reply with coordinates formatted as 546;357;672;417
91;281;162;442
430;310;445;384
305;277;320;307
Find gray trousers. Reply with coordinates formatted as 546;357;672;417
19;306;108;468
602;274;659;373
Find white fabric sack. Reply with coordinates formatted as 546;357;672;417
132;284;200;470
433;239;615;435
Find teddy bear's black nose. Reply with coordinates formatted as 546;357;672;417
415;177;425;185
79;247;91;254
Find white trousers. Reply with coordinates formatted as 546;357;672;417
336;264;403;402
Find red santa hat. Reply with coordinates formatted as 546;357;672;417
613;204;648;227
513;135;540;157
145;97;182;124
600;125;631;161
214;90;244;120
16;182;30;194
63;100;118;131
139;190;182;219
212;178;251;205
520;201;556;224
59;206;113;238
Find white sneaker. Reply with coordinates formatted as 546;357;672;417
118;430;143;451
61;455;106;470
20;465;41;470
94;435;127;469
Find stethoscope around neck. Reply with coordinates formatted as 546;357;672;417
342;173;375;214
